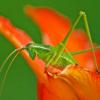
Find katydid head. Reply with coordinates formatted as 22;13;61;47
24;42;37;59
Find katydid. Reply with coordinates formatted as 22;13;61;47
1;11;98;71
0;11;100;95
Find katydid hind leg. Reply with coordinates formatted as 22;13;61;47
51;11;85;66
62;11;99;71
37;12;84;67
80;11;99;72
52;13;82;65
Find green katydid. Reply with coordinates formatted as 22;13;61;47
0;11;98;70
0;11;100;95
25;11;99;71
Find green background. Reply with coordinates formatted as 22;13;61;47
0;0;100;100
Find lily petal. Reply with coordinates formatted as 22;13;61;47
25;6;70;45
38;65;100;100
0;16;47;83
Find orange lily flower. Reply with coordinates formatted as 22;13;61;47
0;6;100;100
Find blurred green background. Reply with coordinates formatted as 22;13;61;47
0;0;100;100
